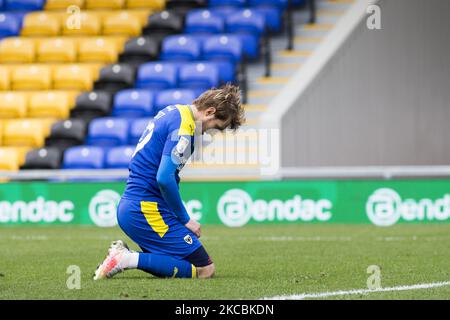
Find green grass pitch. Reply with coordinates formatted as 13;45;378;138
0;224;449;300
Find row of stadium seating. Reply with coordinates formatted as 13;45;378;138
0;0;165;11
0;0;306;172
0;88;200;119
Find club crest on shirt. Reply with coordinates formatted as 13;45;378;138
184;234;193;245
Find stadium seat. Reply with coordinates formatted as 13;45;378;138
248;0;290;10
0;66;10;90
105;145;134;168
45;0;85;11
166;0;207;12
71;91;112;120
28;91;77;118
143;10;184;40
136;62;178;90
0;147;21;171
85;0;124;10
0;92;27;118
53;64;96;91
4;0;45;11
94;63;136;93
0;37;35;63
226;9;266;36
78;38;118;63
11;65;52;90
155;89;196;111
202;35;243;64
160;35;201;61
21;147;62;169
126;0;165;10
45;118;87;150
128;117;152;145
86;117;129;146
63;146;105;169
185;9;224;34
37;38;76;63
112;89;155;117
253;7;282;33
0;13;21;38
62;12;101;36
178;62;219;90
103;11;142;37
208;0;245;8
21;12;61;37
2;119;50;147
119;36;159;65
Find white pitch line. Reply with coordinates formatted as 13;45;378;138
263;281;450;300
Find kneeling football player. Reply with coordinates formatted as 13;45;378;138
94;84;244;279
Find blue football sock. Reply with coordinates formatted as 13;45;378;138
137;253;196;278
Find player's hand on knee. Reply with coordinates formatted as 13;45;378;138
185;219;201;238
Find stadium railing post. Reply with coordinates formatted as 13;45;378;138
309;0;317;24
286;0;294;51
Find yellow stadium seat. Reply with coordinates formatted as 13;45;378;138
0;92;28;118
0;147;20;170
21;12;61;37
37;38;77;63
28;91;75;118
53;64;95;90
11;65;52;90
102;11;142;36
62;12;101;36
0;66;11;91
0;120;3;145
0;38;36;63
86;0;125;10
2;119;50;147
45;0;85;10
126;0;164;10
78;37;118;63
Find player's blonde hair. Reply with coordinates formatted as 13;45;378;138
192;83;245;130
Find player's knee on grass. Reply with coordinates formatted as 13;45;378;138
197;263;215;279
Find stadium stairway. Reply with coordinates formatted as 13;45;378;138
185;0;355;180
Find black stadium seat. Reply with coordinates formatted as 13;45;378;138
142;10;185;40
166;0;207;11
45;118;87;150
119;36;160;65
71;91;113;121
94;63;136;94
21;147;63;170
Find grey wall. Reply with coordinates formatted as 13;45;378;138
282;0;450;167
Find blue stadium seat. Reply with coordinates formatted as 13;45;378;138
136;62;178;90
4;0;44;11
86;118;129;147
155;89;196;111
112;89;155;118
129;118;153;145
209;0;246;8
248;0;287;9
196;60;235;82
226;9;266;36
184;9;225;34
0;13;20;38
160;35;201;61
105;146;135;169
202;35;243;64
209;7;238;18
63;146;105;169
253;7;282;33
179;62;220;90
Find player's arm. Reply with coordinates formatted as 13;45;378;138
156;133;201;237
156;154;190;224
